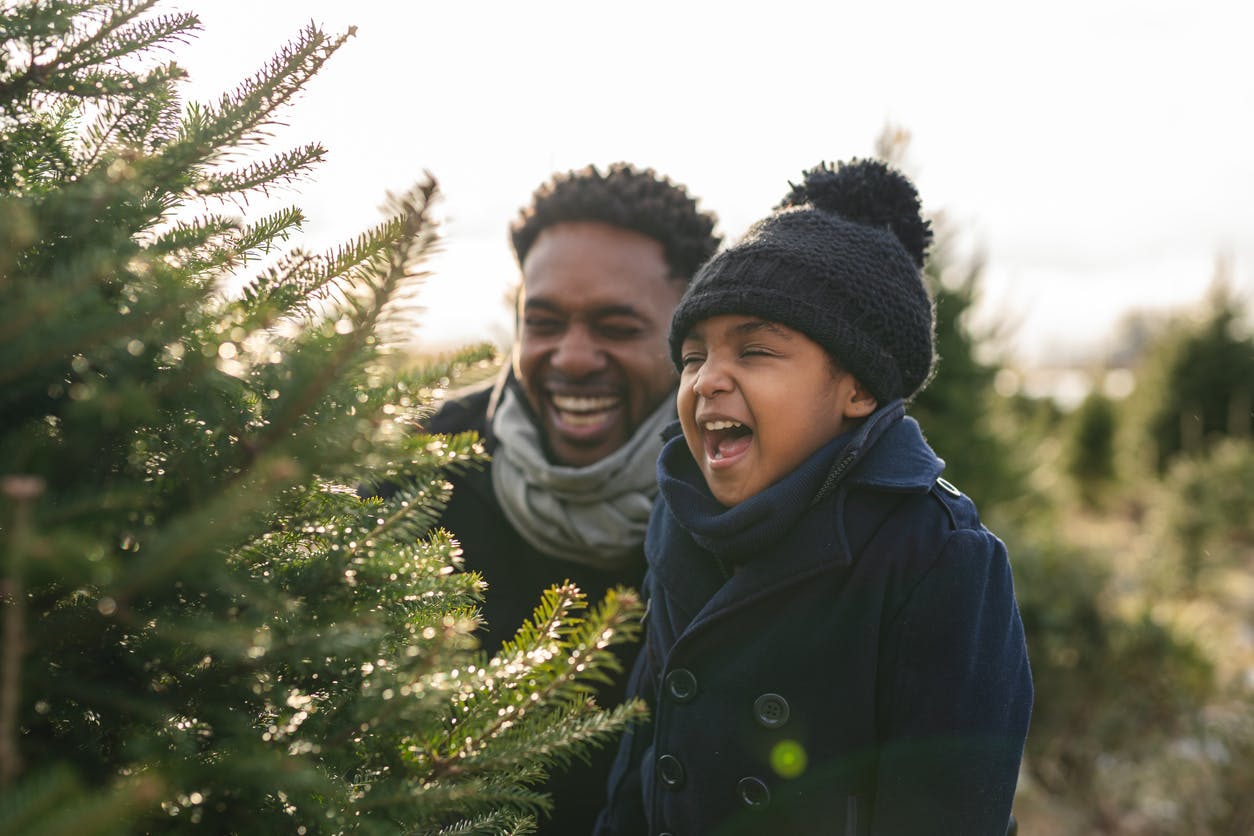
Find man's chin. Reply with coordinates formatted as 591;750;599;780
545;429;627;468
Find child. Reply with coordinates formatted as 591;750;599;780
595;159;1033;836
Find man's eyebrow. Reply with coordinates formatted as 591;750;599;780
523;298;647;320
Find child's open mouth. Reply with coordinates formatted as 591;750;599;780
703;419;753;466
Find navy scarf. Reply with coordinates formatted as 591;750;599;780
655;426;854;563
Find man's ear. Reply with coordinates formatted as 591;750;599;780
843;378;878;419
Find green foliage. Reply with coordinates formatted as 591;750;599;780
908;233;1022;507
1063;390;1118;507
0;3;642;833
874;127;1025;509
1011;521;1216;813
1129;281;1254;472
1144;438;1254;591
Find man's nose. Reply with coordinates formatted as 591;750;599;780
550;326;606;377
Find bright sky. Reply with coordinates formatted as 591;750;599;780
176;0;1254;367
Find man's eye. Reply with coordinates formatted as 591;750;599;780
524;317;563;334
598;323;644;340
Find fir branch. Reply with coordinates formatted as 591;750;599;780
76;61;183;169
233;220;399;327
148;213;239;257
361;777;553;829
112;453;304;601
185;205;304;286
429;812;538;836
247;179;440;460
458;700;646;780
0;764;80;834
432;586;644;772
165;23;352;174
194;143;326;200
56;11;200;75
0;476;46;787
0;3;195;108
236;205;304;255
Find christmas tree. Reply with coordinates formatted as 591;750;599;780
0;2;642;833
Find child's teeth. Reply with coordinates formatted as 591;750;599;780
704;420;743;431
713;450;723;460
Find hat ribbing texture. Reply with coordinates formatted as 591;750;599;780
669;203;935;403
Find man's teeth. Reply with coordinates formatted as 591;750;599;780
552;395;618;412
703;419;744;431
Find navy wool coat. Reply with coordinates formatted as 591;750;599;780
596;407;1033;836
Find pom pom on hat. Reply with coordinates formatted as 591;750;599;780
670;157;937;403
779;158;932;268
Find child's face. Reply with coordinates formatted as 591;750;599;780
677;314;876;507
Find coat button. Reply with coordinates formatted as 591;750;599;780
664;668;698;703
737;776;771;809
753;693;790;729
657;754;686;789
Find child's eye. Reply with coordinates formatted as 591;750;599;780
741;346;778;358
680;353;705;368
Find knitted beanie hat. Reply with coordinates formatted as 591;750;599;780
669;158;936;403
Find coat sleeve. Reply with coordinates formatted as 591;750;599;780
871;528;1033;836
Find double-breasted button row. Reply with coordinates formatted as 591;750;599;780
664;668;698;703
753;692;790;728
737;776;771;809
657;753;686;788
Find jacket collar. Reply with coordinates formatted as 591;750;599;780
648;400;946;630
845;399;946;492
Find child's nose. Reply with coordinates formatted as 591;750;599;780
692;358;732;398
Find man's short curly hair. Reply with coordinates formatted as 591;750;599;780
510;162;721;281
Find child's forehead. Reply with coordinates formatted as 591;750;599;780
684;314;799;342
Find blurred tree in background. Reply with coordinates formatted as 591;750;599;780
0;3;641;833
875;127;1025;510
1127;274;1254;473
1064;390;1118;507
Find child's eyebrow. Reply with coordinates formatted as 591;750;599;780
732;319;793;339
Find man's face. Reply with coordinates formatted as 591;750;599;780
513;221;686;467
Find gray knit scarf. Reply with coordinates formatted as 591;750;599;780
490;385;675;569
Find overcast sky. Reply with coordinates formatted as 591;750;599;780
175;0;1254;366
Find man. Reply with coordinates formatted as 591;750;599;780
423;162;720;833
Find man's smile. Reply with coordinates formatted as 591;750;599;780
548;392;623;430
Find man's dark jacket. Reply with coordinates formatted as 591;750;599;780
424;372;646;835
595;405;1033;836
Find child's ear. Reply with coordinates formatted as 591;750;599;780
843;378;878;418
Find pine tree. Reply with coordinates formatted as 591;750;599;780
1130;275;1254;472
1063;390;1118;507
873;127;1023;509
0;3;642;833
